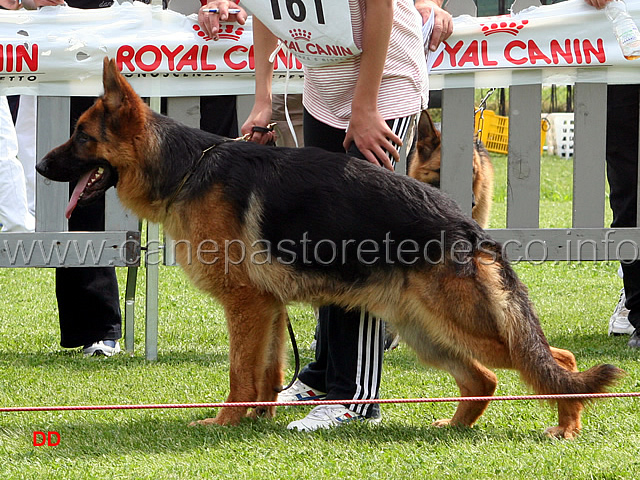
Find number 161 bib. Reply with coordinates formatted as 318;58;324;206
242;0;361;66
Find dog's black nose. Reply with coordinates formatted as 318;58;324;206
35;159;48;177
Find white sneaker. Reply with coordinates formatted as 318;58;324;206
277;379;326;402
609;289;635;336
83;340;121;357
287;404;380;431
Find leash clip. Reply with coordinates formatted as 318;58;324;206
237;122;277;144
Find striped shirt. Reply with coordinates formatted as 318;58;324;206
303;0;429;130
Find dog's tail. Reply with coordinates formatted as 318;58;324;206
489;250;624;399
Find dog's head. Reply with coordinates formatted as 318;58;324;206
36;57;149;219
408;110;441;188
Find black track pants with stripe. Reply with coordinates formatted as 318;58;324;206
298;109;416;418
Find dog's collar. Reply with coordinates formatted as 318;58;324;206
165;124;277;214
165;140;229;214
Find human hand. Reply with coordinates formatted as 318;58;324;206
197;1;247;40
21;0;65;8
344;109;401;171
584;0;613;9
415;0;453;52
241;101;276;145
0;0;20;10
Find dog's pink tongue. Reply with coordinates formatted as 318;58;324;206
65;169;96;219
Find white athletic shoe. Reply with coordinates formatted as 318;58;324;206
287;404;380;431
277;379;327;403
83;340;121;357
609;289;635;336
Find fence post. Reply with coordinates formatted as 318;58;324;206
144;96;161;361
572;83;607;228
507;83;542;228
35;97;69;233
440;85;475;217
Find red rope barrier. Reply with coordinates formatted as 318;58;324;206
1;391;639;413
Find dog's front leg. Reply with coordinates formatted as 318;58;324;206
191;290;284;427
249;306;287;420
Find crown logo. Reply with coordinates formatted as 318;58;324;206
218;24;245;41
289;29;312;41
192;23;244;42
192;24;212;41
481;19;529;36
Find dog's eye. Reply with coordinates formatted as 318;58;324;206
75;131;92;144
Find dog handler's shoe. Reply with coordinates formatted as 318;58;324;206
287;404;381;431
277;379;326;402
83;340;121;357
384;324;400;351
609;289;635;336
628;330;640;348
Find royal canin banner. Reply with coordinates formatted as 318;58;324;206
0;2;304;96
429;0;640;89
1;0;640;96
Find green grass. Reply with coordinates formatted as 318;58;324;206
1;155;639;479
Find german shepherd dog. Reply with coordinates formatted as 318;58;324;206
409;110;494;229
37;59;623;438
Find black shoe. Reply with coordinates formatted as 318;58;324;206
628;330;640;348
383;322;400;351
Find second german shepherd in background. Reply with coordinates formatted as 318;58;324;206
37;59;623;438
409;110;494;229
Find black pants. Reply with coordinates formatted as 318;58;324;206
56;97;121;348
200;96;238;138
607;84;640;330
297;109;414;418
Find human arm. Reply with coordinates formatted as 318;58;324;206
415;0;453;51
239;18;279;145
343;0;398;170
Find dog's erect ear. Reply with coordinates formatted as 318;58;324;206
102;57;132;111
417;110;440;146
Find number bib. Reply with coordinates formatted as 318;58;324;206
242;0;361;66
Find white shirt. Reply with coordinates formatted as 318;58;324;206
302;0;429;129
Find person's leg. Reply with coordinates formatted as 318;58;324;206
56;189;122;348
286;110;414;429
56;97;122;353
272;94;304;148
199;95;238;138
606;84;640;346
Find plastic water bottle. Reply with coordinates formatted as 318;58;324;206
605;0;640;60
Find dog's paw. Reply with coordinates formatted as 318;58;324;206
431;418;454;427
189;417;220;427
189;407;247;427
247;406;276;420
543;425;579;440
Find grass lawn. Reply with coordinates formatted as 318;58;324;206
1;154;639;479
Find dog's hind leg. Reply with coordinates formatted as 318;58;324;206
545;346;583;439
400;326;497;428
192;289;284;427
432;357;498;428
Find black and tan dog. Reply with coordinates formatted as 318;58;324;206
37;58;622;438
409;110;494;229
